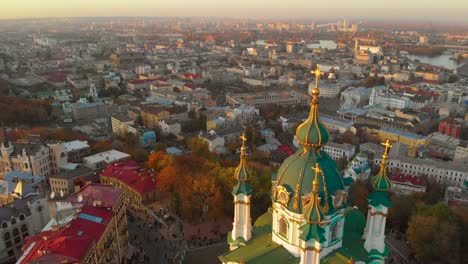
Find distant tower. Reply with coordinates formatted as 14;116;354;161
363;139;393;263
229;133;253;250
89;81;98;99
354;39;359;52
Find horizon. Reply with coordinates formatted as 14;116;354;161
1;0;468;23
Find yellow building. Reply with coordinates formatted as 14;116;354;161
140;104;188;129
370;127;428;148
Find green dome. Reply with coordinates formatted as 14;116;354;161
370;163;390;192
232;135;252;196
273;149;345;214
295;90;329;147
295;105;329;147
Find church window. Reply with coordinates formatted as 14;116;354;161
330;222;339;241
278;217;288;238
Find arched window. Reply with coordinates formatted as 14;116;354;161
4;232;11;240
278;217;288;238
1;222;7;229
21;224;28;233
330;222;339;241
10;219;16;225
13;228;19;237
19;214;25;221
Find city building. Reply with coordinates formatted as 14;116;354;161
49;165;97;197
111;113;135;137
17;184;128;264
0;132;53;177
322;142;356;161
0;170;49;263
140;104;188;129
83;150;131;170
374;156;468;188
226;90;309;108
438;118;463;139
100;160;158;210
444;184;468;208
390;174;427;195
64;140;91;163
0;171;45;203
454;143;468;163
71;102;123;121
158;120;181;136
220;66;391;264
370;127;428;148
343;152;371;181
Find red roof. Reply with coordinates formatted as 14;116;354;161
64;183;123;210
181;73;202;79
19;206;112;264
128;79;158;85
157;77;169;82
101;160;157;194
277;144;295;155
184;83;198;90
43;73;68;83
391;174;427;187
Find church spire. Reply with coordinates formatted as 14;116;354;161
300;164;326;243
232;133;252;195
295;64;329;149
230;132;253;249
371;140;392;192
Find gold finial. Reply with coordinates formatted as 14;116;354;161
240;132;247;151
381;139;392;161
311;64;324;90
311;163;322;193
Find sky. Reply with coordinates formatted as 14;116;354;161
1;0;467;22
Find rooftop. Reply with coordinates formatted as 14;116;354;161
53;166;95;180
100;160;157;194
64;140;90;152
83;150;130;164
18;205;113;264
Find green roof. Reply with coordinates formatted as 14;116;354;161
219;234;299;264
300;223;326;242
370;166;390;192
295;106;329;147
232;181;252;196
253;209;273;235
274;149;345;214
368;191;392;208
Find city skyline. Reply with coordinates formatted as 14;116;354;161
1;0;468;22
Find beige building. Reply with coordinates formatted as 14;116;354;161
454;143;468;162
111;113;135;137
49;166;96;197
140;104;188;129
226;90;309;108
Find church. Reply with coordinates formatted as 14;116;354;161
219;65;392;264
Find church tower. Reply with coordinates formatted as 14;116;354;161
89;81;98;99
229;133;253;250
299;164;326;264
363;140;392;262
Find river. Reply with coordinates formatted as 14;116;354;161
405;52;464;70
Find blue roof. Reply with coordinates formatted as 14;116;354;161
3;170;45;197
320;115;354;128
165;147;183;155
380;127;426;140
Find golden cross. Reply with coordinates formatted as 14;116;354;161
311;64;324;88
240;133;247;148
311;163;322;193
312;163;322;176
381;139;392;156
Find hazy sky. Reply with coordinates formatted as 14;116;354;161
1;0;467;22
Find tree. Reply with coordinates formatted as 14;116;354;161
407;203;461;264
157;166;178;192
347;180;369;215
387;194;416;233
146;151;174;172
91;141;113;154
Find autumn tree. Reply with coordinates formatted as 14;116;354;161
347;180;369;215
145;151;174;173
407;203;461;264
